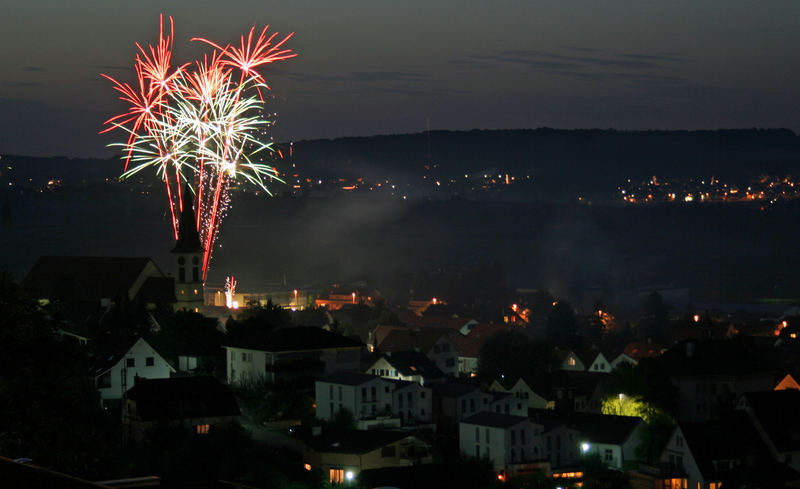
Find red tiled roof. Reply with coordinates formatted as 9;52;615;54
623;342;664;360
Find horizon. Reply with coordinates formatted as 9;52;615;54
4;125;799;160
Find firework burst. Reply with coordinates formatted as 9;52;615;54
102;15;295;281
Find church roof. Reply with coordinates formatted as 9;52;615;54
171;185;203;253
21;256;160;302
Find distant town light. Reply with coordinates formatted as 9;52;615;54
693;314;700;323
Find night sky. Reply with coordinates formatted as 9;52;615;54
2;0;800;157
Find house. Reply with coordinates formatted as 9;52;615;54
397;311;478;335
450;323;515;376
656;339;777;422
430;381;492;424
315;372;399;429
488;391;528;417
302;430;433;484
540;422;582;469
489;377;552;410
314;285;379;310
459;412;540;473
392;380;433;425
570;412;645;470
377;327;459;377
530;410;645;471
366;350;445;385
91;337;174;408
736;389;800;471
21;255;167;308
122;376;240;442
556;349;585;371
577;349;612;374
449;334;482;376
610;352;638;370
224;326;363;385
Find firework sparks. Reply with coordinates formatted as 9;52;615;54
102;15;295;281
225;275;238;309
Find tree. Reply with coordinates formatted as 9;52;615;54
546;301;578;347
639;292;670;343
0;280;113;477
226;299;292;339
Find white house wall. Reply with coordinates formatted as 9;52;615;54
97;338;173;404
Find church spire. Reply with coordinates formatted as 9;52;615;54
171;184;203;253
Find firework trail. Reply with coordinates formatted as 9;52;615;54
102;15;295;282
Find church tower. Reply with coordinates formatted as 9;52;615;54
172;185;204;313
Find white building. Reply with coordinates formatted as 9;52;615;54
392;380;433;425
489;378;552;410
92;337;174;408
315;372;395;425
460;413;540;472
365;351;444;386
225;326;362;385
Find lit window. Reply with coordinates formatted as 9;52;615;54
568;357;576;366
329;469;344;484
304;463;311;471
194;289;199;295
195;424;210;435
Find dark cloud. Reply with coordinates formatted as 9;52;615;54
0;81;42;87
565;46;604;53
97;65;134;72
285;70;426;85
618;53;688;63
22;66;46;72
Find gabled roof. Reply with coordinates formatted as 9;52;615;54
623;342;664;361
21;256;161;302
135;276;176;303
397;311;474;331
680;412;767;479
224;326;363;352
318;371;381;386
739;389;800;452
466;323;513;339
462;412;528;429
529;410;642;445
305;430;425;455
573;348;605;366
450;334;482;358
90;336;175;378
378;327;455;353
376;351;445;380
125;376;239;421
